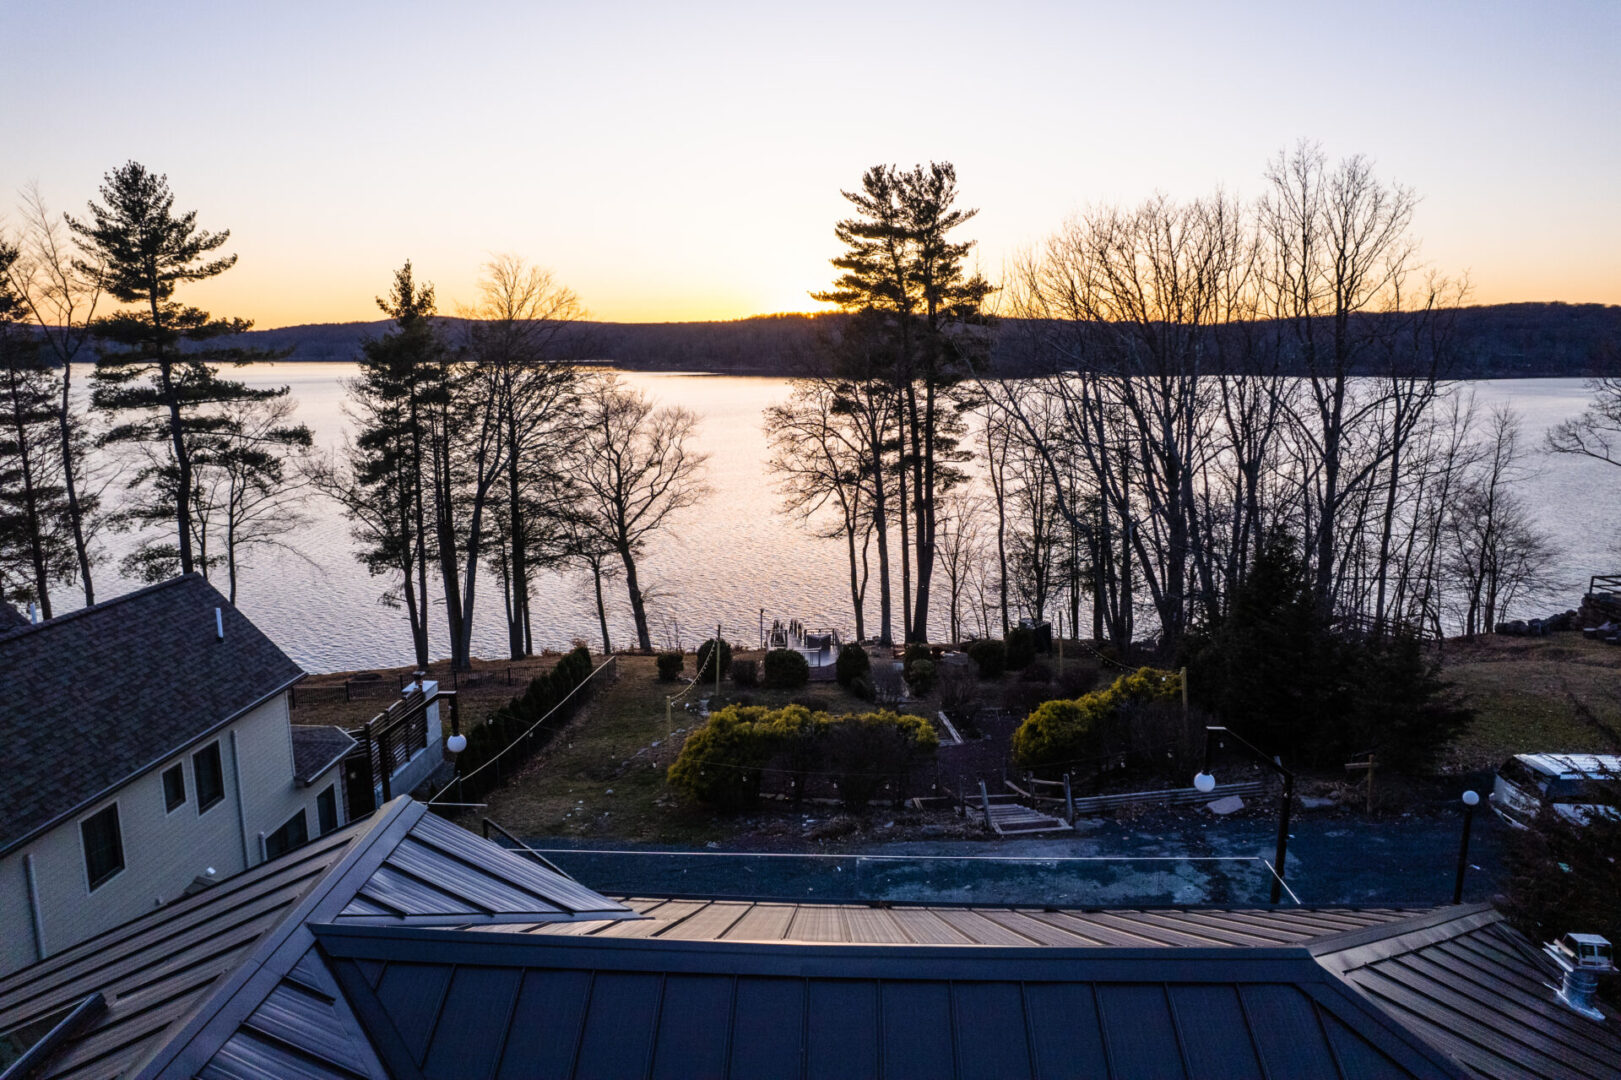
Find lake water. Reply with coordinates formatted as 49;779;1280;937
75;367;1621;672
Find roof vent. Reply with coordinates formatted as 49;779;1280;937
215;607;224;642
1545;933;1614;1020
28;601;39;624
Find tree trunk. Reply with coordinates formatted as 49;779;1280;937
506;449;528;659
592;559;612;654
619;545;652;651
156;355;195;577
57;362;92;605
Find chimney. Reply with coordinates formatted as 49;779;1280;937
215;607;225;642
1546;933;1614;1020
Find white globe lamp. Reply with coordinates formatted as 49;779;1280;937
446;733;468;754
1193;771;1217;794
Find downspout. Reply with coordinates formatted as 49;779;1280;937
230;731;252;868
24;853;46;962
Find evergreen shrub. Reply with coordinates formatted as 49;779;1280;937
695;637;732;682
763;648;810;689
835;643;871;687
907;659;936;695
1005;627;1036;670
966;639;1006;679
656;651;684;681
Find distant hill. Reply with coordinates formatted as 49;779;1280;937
225;303;1619;379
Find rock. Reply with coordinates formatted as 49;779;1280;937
705;841;720;849
605;789;614;795
1207;795;1246;815
1298;795;1336;809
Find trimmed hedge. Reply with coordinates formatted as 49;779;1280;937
1011;665;1183;771
668;703;938;811
731;658;758;687
656;651;684;681
763;648;809;689
453;646;601;799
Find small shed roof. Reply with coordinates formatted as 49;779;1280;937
0;575;305;855
292;725;358;786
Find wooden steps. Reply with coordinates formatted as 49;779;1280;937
984;802;1073;835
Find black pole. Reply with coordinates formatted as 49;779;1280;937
1271;772;1293;905
1453;802;1477;904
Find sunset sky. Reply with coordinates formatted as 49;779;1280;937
4;1;1617;327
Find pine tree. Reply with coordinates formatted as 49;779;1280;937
315;263;446;667
0;240;76;615
814;162;991;641
68;161;285;577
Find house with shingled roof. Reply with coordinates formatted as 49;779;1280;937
0;796;1614;1080
0;574;360;976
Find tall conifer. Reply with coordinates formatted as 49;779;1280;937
69;161;285;577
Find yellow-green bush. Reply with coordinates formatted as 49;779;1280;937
668;703;937;810
1011;666;1183;771
665;705;779;810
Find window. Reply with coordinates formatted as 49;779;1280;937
316;785;338;836
194;742;224;813
162;764;186;812
80;805;124;890
264;810;308;861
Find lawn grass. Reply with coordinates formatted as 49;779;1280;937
1439;633;1621;771
455;652;896;845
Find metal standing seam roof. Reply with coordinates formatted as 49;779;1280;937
509;895;1428;947
6;798;1613;1080
0;800;636;1080
312;923;1469;1080
0;823;367;1080
1314;904;1621;1080
0;574;306;855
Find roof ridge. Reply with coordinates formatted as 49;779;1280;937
1309;902;1502;966
130;799;424;1080
0;573;210;646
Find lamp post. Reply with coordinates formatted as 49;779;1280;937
1194;725;1295;905
1453;790;1480;904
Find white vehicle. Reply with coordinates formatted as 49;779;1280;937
1491;753;1621;828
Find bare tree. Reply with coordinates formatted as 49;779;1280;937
1258;142;1462;617
571;374;710;652
5;184;105;604
1444;407;1558;635
765;379;876;642
1547;376;1621;469
935;488;989;643
463;255;584;658
195;396;315;604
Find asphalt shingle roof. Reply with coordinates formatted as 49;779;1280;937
292;726;358;786
0;574;305;855
0;599;29;631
